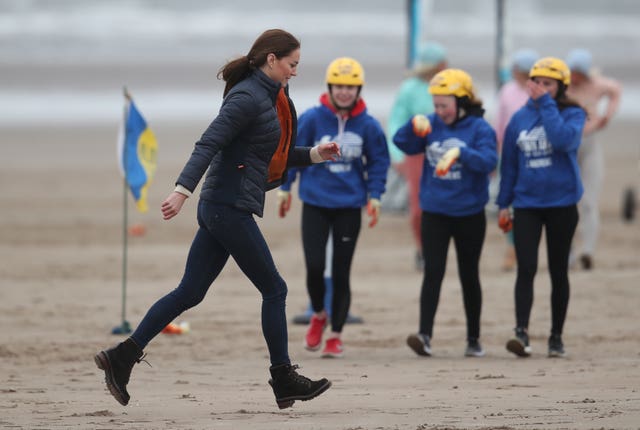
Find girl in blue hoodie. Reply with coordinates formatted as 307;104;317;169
394;69;497;358
496;57;586;358
278;57;390;358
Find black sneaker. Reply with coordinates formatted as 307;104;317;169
548;333;566;358
506;327;531;357
268;364;331;409
465;338;485;357
406;333;431;356
580;254;593;270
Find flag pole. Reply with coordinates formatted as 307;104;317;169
406;0;421;69
113;86;133;335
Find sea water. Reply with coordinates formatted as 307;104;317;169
1;0;639;124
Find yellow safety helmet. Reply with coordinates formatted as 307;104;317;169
529;57;571;86
428;68;475;98
325;57;365;86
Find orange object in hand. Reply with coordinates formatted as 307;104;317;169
411;114;432;138
498;211;513;233
366;198;381;228
435;147;461;177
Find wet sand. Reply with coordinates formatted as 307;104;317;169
0;117;638;429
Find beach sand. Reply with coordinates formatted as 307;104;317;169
0;118;638;429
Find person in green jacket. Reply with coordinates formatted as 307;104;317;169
385;41;448;271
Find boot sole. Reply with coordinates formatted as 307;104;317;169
548;349;567;358
268;379;332;409
94;352;129;406
506;339;531;357
303;341;322;352
464;349;486;357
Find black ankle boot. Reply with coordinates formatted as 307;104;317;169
94;338;145;405
268;364;331;409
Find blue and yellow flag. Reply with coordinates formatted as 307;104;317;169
117;94;157;212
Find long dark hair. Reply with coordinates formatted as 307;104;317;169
457;96;485;118
218;29;300;96
555;82;583;111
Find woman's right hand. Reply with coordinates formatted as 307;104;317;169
161;192;188;220
316;141;341;161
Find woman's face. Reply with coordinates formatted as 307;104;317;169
433;95;458;125
329;85;359;110
267;48;300;87
531;76;559;98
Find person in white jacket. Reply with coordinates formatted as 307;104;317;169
566;49;622;270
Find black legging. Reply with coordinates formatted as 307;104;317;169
513;205;578;335
301;203;361;334
419;210;486;340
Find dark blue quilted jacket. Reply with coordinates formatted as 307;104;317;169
176;69;311;217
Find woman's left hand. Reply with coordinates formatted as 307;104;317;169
317;142;341;161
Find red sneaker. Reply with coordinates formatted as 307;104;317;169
321;338;344;358
304;315;326;351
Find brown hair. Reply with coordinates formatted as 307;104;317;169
458;96;485;118
218;29;300;96
555;83;583;111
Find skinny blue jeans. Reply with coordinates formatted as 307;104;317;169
131;200;290;365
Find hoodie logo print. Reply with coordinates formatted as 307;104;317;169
427;137;465;180
517;126;553;168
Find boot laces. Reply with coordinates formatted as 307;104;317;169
288;364;312;387
137;353;152;368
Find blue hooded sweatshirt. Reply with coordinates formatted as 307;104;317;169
496;93;586;209
280;93;390;208
393;112;497;216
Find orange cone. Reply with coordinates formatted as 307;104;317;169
128;223;147;237
161;321;190;334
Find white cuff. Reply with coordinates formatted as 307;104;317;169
310;146;323;163
174;184;192;197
